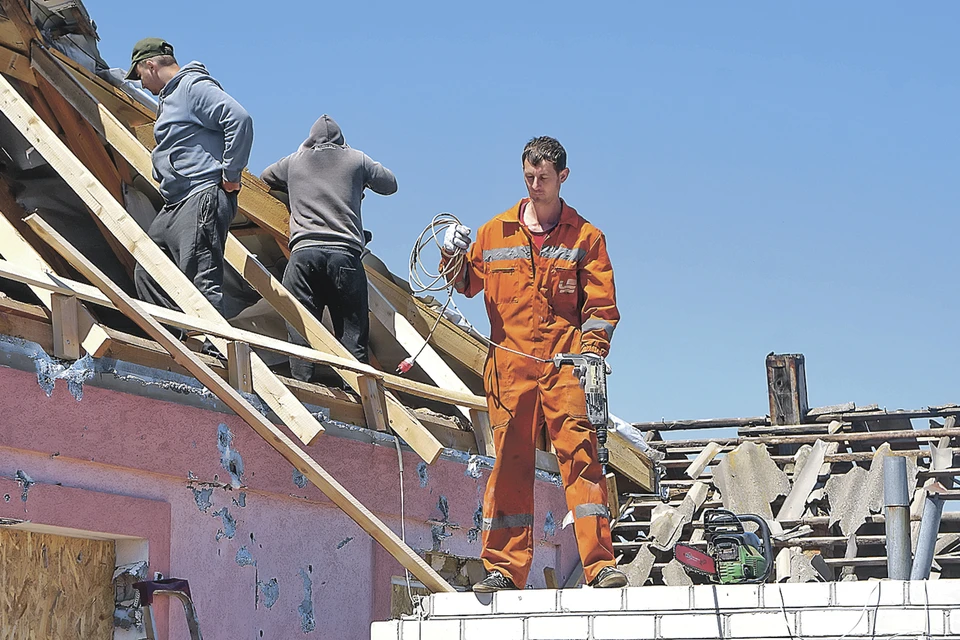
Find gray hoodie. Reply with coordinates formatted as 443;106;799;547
260;115;397;252
152;61;254;204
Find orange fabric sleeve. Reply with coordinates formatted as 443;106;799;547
578;232;619;357
440;240;485;299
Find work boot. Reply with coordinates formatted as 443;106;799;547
590;566;628;588
472;570;517;593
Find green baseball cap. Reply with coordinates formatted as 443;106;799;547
125;38;174;81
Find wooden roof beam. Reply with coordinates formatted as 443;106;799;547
0;70;326;446
26;213;454;594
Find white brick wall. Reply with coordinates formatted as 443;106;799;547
461;617;524;640
430;591;494;617
378;579;960;640
726;612;794;638
496;589;558;615
659;613;725;639
873;608;945;636
625;585;690;611
798;609;869;637
763;582;831;608
910;578;960;606
559;586;624;613
692;584;761;610
833;580;906;607
592;614;656;639
527;615;590;639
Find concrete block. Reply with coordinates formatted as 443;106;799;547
834;580;905;607
910;579;960;606
462;617;524;640
559;587;624;613
727;612;795;638
659;613;725;639
429;591;494;617
398;620;422;640
419;619;463;640
873;608;944;636
950;609;960;636
527;615;589;639
763;582;831;608
496;589;558;615
370;620;399;640
592;614;657;639
624;585;690;612
798;609;869;637
691;584;761;609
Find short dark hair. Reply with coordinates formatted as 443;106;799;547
139;54;177;73
522;136;567;172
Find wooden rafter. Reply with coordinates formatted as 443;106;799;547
365;266;486;378
25;213;454;594
0;70;327;446
368;278;494;454
0;257;488;411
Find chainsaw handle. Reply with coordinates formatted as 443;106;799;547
736;515;774;583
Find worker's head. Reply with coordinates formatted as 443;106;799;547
522;137;569;205
125;38;179;95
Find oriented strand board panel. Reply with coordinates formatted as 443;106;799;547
0;528;114;640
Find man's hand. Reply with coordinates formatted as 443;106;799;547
222;179;242;193
442;224;472;256
572;352;610;388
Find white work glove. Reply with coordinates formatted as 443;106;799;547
442;224;472;256
571;353;610;388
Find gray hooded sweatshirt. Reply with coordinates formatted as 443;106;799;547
260;115;397;252
152;61;254;204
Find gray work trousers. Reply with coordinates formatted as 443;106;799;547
134;185;237;323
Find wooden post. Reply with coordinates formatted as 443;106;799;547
25;213;454;594
468;409;495;457
358;375;389;432
50;293;80;360
605;472;620;522
766;353;809;426
226;341;253;393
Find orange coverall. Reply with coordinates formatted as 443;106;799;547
448;198;620;587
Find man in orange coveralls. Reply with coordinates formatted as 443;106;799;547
441;136;627;591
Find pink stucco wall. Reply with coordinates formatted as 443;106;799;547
0;362;575;639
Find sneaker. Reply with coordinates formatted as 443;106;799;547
472;570;517;593
590;566;627;588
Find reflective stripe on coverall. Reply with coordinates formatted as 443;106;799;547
449;198;620;588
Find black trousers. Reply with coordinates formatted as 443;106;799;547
134;185;237;319
282;245;369;382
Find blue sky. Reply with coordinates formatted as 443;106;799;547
88;1;960;423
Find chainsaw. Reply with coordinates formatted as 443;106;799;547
674;509;773;584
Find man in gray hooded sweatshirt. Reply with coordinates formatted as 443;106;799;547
261;115;396;378
125;38;253;320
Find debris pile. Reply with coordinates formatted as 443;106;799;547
613;401;960;585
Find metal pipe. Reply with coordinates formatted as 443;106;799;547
883;456;912;579
910;491;945;580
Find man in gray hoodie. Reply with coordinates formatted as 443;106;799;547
125;38;253;320
261;115;396;378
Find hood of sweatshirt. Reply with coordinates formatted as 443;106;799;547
159;61;220;99
301;115;345;149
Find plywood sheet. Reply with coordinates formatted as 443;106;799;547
0;528;114;640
